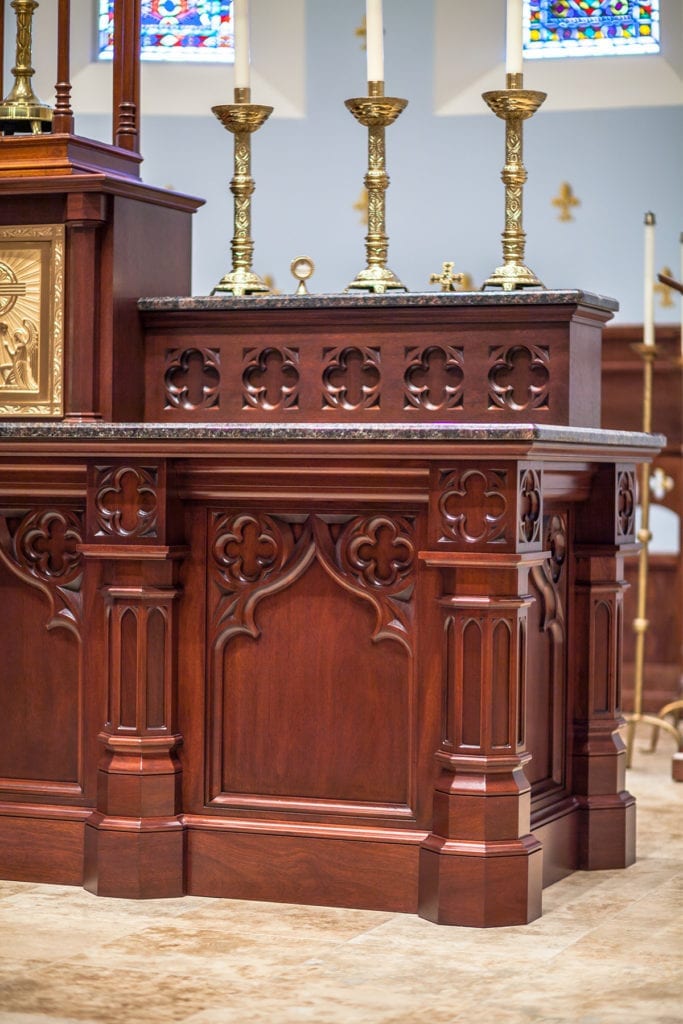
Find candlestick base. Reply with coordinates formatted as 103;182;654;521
346;264;407;294
482;262;543;292
212;267;271;297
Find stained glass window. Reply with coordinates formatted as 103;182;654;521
524;1;660;58
97;1;235;63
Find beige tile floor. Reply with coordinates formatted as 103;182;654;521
1;734;681;1024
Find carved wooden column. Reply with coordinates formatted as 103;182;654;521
64;193;106;420
419;462;546;926
572;464;638;870
82;459;186;898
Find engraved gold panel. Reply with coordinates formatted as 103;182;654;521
0;223;64;418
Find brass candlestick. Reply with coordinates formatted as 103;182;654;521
482;73;545;291
624;339;683;772
345;81;407;294
211;88;273;296
0;0;52;135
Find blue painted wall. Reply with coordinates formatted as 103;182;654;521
78;0;683;324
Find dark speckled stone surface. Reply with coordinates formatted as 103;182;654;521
137;289;619;314
0;421;661;450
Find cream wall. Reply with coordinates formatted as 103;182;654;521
11;0;683;322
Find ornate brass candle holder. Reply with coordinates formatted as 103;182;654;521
345;81;407;294
211;88;273;296
482;73;545;291
0;0;52;135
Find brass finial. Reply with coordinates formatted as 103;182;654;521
0;0;52;135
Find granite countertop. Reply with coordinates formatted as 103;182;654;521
0;420;662;449
138;289;619;314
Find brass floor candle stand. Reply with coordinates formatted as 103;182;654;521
624;339;683;776
211;88;273;296
345;81;407;294
482;73;545;291
0;0;52;135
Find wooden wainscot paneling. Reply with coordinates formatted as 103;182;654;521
571;463;638;871
418;461;546;926
0;505;90;883
81;459;187;898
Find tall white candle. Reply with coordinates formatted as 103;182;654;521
233;0;250;91
366;0;384;83
506;0;523;76
643;212;655;347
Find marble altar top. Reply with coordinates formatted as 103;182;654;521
138;289;619;314
0;421;662;449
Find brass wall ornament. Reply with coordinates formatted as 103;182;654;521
482;73;546;291
345;82;408;294
211;88;273;296
0;0;52;135
0;223;63;418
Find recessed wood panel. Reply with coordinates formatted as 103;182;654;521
215;559;412;807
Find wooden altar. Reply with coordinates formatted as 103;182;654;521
0;0;663;927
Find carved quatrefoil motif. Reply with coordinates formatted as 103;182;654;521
95;466;158;539
403;345;464;411
616;469;636;541
439;469;508;545
519;467;542;546
165;348;220;410
341;515;415;591
13;509;83;584
322;347;380;410
213;513;287;585
488;345;550;412
242;347;299;411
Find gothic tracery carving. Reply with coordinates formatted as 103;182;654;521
94;465;158;539
438;469;508;545
488;345;550;412
242;347;300;411
322;347;381;410
403;345;464;411
164;347;220;411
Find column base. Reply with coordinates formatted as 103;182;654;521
576;792;636;871
673;753;683;783
418;834;543;927
84;813;185;899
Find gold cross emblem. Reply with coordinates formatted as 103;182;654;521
654;267;674;309
552;182;580;222
429;262;465;292
355;16;367;50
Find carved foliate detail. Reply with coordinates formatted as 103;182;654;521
165;348;220;410
518;467;542;546
532;513;567;630
210;512;415;651
242;347;299;410
438;469;508;545
94;465;158;539
403;345;464;411
322;347;380;410
488;345;550;411
616;469;636;542
0;509;83;633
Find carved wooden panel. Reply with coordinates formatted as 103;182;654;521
616;467;636;544
207;511;417;817
0;509;84;796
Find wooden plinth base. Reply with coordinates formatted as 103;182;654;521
84;814;184;899
576;793;636;871
672;754;683;782
418;835;543;927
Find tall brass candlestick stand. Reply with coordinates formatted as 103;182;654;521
211;87;273;296
345;81;407;293
624;339;683;771
0;0;52;135
482;73;545;291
